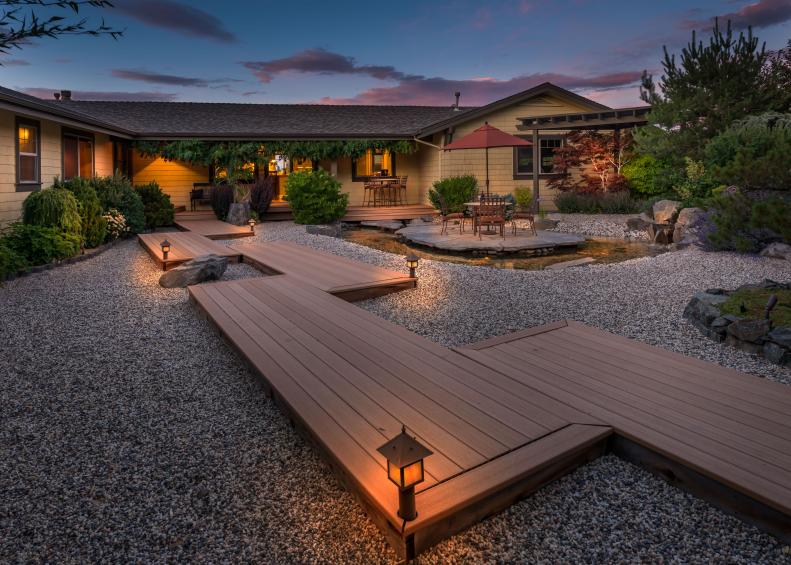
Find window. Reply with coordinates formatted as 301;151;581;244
514;136;564;177
63;131;94;179
352;149;394;180
16;118;40;189
113;139;133;179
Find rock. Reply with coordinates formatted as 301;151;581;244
763;342;791;367
726;318;771;344
360;220;404;231
420;215;436;223
544;257;596;270
683;292;730;334
759;242;791;261
647;222;673;244
768;327;791;349
226;202;251;225
705;288;727;295
159;255;228;288
626;213;652;231
675;207;704;227
306;223;343;238
652;200;682;224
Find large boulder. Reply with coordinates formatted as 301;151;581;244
726;318;771;344
763;342;791;367
226;202;251;225
759;242;791;261
159;254;228;288
652;200;682;224
683;291;730;333
626;213;652;231
768;327;791;349
675;207;704;227
306;223;343;238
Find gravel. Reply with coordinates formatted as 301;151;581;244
1;222;789;563
548;212;650;240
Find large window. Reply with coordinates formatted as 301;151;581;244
352;149;394;180
63;131;94;179
113;139;133;179
16;117;40;190
514;136;563;177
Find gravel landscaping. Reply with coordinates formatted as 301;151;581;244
548;212;650;240
2;222;789;563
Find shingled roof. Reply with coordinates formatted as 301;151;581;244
54;100;472;139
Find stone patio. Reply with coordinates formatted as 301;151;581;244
395;222;585;254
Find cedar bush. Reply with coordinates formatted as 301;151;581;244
428;175;478;213
702;191;791;252
55;177;108;247
285;170;348;224
210;185;235;221
623;154;667;196
554;191;644;214
22;187;82;236
3;223;81;265
135;181;175;229
0;240;29;280
93;174;146;233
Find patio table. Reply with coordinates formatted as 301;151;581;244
464;200;513;235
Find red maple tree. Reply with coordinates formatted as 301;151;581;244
548;130;632;193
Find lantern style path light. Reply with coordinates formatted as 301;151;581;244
406;253;419;279
248;218;256;233
160;239;171;263
377;425;433;521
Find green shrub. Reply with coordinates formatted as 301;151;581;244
93;174;146;234
623;154;667;196
135;181;174;230
0;240;29;279
55;177;108;247
702;192;791;252
704;113;791;191
555;191;643;214
22;187;82;236
210;185;235;221
3;223;81;265
513;187;533;211
672;158;721;203
428;175;478;213
285;170;348;224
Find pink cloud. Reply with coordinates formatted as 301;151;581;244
682;0;791;30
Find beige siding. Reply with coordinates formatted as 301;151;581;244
132;152;209;209
95;134;113;176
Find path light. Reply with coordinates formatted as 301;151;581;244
377;425;432;521
406;253;419;278
248;218;256;233
160;239;171;261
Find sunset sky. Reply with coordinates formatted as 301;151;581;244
2;0;790;108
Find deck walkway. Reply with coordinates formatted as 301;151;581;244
231;241;415;300
137;231;241;270
174;218;254;239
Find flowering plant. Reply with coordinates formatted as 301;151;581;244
103;208;129;240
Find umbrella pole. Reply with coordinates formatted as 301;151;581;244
485;146;490;195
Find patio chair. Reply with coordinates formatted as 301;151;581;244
190;183;213;211
362;179;378;207
478;195;507;239
511;197;538;236
395;175;408;205
437;193;467;235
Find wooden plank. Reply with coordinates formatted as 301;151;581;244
174;218;254;239
137;231;240;270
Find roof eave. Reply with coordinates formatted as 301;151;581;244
133;132;418;141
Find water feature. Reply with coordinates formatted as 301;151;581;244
342;228;667;270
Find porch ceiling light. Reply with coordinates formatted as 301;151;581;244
406;253;419;278
377;425;432;521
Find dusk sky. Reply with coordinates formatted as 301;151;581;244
2;0;790;108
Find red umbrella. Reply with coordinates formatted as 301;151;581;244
443;122;532;195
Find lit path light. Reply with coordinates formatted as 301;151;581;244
377;425;432;521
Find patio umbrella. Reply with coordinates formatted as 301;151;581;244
443;122;532;195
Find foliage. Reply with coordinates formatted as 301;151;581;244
548;130;631;193
513;186;533;211
702;191;790;252
638;20;789;164
54;177;107;247
720;288;791;328
250;176;277;217
0;239;28;279
210;185;235;221
135;181;174;230
0;0;122;57
427;175;478;213
554;191;644;214
622;154;668;196
103;208;128;240
3;223;80;265
92;173;146;234
285;170;348;225
672;158;721;203
22;187;82;236
704;113;791;191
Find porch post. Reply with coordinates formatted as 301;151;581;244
532;128;539;205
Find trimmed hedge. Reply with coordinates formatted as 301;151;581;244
428;175;478;213
3;223;81;266
22;187;82;236
135;181;175;229
285;170;348;224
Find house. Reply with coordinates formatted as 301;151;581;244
0;83;649;226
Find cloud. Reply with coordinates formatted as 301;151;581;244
111;68;240;87
22;87;178;102
316;71;643;106
242;48;413;83
114;0;235;42
682;0;791;30
1;58;30;66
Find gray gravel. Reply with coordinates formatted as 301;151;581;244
548;212;650;240
1;222;789;563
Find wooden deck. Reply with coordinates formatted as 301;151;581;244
174;218;254;239
342;204;436;222
137;231;241;270
231;240;415;301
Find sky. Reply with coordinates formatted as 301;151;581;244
1;0;790;108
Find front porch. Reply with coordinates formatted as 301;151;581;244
177;203;436;224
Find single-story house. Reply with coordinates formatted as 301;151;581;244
0;82;649;225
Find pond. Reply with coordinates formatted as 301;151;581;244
342;228;668;270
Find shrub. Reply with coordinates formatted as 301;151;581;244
210;185;235;221
555;191;643;214
22;187;82;236
103;208;129;240
702;191;791;252
93;174;146;233
250;176;277;217
285;170;348;225
623;154;667;196
672;158;721;203
513;187;533;211
3;223;81;265
135;181;174;230
427;175;478;213
704;113;791;191
0;240;29;279
55;177;107;248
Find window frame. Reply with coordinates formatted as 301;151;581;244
62;127;95;180
512;134;565;180
112;138;133;180
351;148;397;181
15;116;41;191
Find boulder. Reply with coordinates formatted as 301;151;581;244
647;222;673;244
763;342;791;367
626;213;652;231
675;207;704;226
759;242;791;261
306;223;343;238
361;220;404;231
726;318;771;344
683;291;730;331
768;327;791;349
226;202;251;225
159;254;228;288
652;200;682;224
